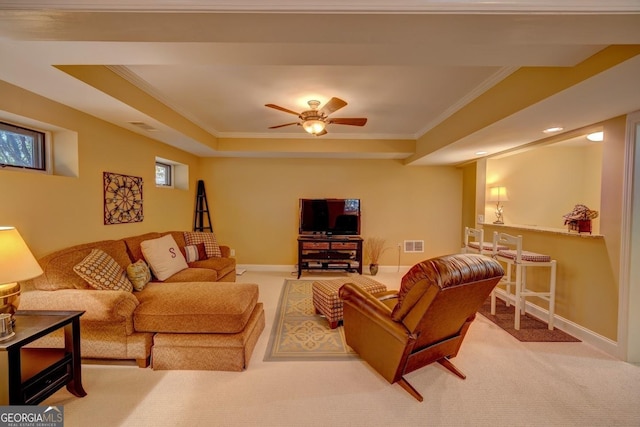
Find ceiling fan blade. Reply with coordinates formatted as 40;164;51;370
319;97;347;116
265;104;300;116
329;117;368;126
268;122;299;129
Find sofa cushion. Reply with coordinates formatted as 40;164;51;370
182;243;207;263
124;232;162;262
187;257;235;280
29;240;132;291
134;282;259;334
73;248;134;292
165;231;187;247
140;234;189;281
126;259;152;291
151;303;265;371
161;267;218;282
183;231;222;258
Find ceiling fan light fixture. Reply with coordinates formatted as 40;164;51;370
266;97;366;135
302;119;326;135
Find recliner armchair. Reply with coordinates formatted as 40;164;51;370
339;253;504;401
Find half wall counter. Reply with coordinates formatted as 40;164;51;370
480;222;616;341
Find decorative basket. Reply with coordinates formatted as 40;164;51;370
563;204;598;234
567;219;592;234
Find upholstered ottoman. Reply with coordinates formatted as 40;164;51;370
134;282;265;371
312;276;387;328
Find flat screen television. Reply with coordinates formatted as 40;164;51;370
299;198;361;236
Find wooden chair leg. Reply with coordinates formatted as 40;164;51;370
438;357;466;379
397;377;424;402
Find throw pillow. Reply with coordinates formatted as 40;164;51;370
73;249;134;292
140;234;189;281
182;243;207;263
183;231;222;258
126;259;152;291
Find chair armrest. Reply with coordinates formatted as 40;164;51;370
219;245;231;258
20;289;139;323
339;283;408;344
375;290;399;301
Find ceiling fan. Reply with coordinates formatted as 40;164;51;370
265;97;367;136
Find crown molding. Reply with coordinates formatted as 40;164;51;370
2;1;640;13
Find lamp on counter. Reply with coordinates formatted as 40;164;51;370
0;227;43;328
488;186;509;224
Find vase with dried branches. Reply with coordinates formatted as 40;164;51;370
365;237;388;276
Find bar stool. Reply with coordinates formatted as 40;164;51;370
462;226;507;256
490;231;557;330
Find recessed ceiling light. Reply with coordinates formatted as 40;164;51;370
543;127;564;133
475;151;488;156
586;131;604;142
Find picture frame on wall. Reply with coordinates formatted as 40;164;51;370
103;171;144;225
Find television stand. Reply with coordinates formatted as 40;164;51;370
297;235;363;278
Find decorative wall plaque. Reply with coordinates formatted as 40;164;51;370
103;172;143;225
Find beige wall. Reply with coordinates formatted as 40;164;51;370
486;142;603;230
2;76;630;342
461;162;477;237
0;81;201;257
200;157;463;266
0;80;464;267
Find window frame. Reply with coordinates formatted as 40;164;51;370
0;121;47;171
155;161;173;188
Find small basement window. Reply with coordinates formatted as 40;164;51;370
155;161;173;187
0;121;46;171
155;156;188;190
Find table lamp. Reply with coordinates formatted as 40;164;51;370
0;227;43;326
488;186;509;224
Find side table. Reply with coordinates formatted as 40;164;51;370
0;310;86;405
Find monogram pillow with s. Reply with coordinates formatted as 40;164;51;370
140;234;188;281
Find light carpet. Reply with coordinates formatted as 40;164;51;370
40;271;640;427
263;279;357;361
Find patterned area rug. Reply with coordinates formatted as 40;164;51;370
478;297;580;342
263;279;358;361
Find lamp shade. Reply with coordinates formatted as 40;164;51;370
0;227;43;285
488;186;509;203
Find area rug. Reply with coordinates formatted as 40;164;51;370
478;297;580;342
264;279;358;361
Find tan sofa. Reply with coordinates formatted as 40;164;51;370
20;231;265;371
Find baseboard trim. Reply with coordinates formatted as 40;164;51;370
237;264;296;272
493;289;620;358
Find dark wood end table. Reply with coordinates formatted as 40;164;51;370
0;310;86;405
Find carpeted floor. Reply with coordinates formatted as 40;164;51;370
478;297;580;342
265;280;579;363
264;279;357;361
41;271;640;426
